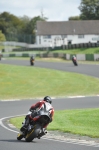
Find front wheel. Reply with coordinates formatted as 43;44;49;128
17;133;24;140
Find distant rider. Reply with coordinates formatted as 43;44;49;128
72;55;76;61
30;55;34;62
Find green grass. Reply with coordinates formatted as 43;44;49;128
10;108;99;138
51;47;99;54
0;63;99;100
1;46;99;54
2;51;45;54
48;108;99;138
0;45;21;51
0;45;4;51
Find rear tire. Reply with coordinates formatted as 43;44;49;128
75;62;78;66
25;124;41;142
30;62;34;66
73;61;78;66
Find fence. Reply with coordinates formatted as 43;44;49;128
1;53;99;61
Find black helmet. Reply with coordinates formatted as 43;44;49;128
44;96;52;104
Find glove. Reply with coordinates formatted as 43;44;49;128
30;109;36;113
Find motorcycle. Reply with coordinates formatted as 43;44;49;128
0;56;1;61
72;57;78;66
30;57;35;66
17;103;52;142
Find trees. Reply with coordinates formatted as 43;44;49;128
79;0;99;20
23;16;46;43
68;0;99;20
0;11;47;43
0;30;6;42
69;16;81;20
24;16;44;34
0;12;24;35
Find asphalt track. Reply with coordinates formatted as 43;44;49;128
0;59;99;150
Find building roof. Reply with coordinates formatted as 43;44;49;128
36;20;99;35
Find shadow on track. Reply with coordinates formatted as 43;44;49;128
0;139;37;143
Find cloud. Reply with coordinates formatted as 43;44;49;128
0;0;81;21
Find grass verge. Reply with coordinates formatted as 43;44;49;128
10;108;99;138
51;47;99;54
0;63;99;100
1;47;99;54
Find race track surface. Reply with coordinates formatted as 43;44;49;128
0;59;99;150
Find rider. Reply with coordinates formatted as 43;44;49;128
20;96;54;136
30;55;34;61
72;55;76;61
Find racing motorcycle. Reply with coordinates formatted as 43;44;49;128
30;56;35;66
17;103;52;142
72;56;78;66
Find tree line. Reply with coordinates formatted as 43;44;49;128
0;12;46;43
0;0;99;43
69;0;99;20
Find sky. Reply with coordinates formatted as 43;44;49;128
0;0;81;21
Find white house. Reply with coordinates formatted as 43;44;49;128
36;20;99;47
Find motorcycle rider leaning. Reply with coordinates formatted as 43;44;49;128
72;55;76;61
20;96;54;137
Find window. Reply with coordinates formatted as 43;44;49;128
43;35;51;39
39;36;41;44
61;35;67;39
78;35;84;38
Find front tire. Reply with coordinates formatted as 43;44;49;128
17;133;24;140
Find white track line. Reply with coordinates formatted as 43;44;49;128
1;95;99;102
0;114;25;133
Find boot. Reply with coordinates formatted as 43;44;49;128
20;116;30;132
37;128;47;139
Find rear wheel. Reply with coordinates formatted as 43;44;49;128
25;124;41;142
72;59;78;66
74;61;78;66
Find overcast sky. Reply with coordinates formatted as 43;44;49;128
0;0;81;21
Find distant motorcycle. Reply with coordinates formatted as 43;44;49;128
0;54;2;61
30;56;35;66
17;103;52;142
72;56;78;66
